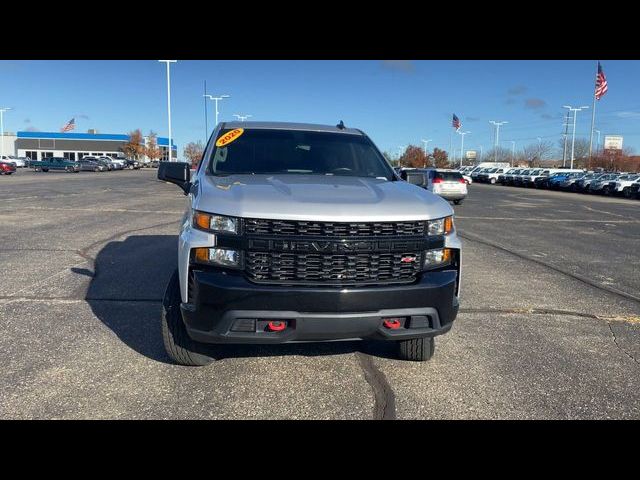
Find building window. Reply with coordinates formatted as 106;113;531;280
25;151;37;160
43;152;54;159
92;153;101;156
63;152;76;161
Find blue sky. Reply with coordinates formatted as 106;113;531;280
1;60;639;159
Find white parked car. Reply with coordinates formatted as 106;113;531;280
0;155;25;167
612;174;640;197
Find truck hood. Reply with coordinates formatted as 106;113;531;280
194;174;453;222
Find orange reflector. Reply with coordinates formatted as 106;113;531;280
193;212;210;230
194;248;209;262
444;216;454;234
442;248;452;263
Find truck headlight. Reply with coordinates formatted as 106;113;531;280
193;211;239;234
428;216;454;236
194;247;240;268
424;248;452;270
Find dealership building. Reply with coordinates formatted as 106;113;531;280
1;130;177;162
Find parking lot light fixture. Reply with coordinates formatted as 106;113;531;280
563;105;589;169
233;114;252;122
489;120;508;162
421;139;432;167
158;60;177;161
458;131;470;168
0;107;11;162
204;94;231;129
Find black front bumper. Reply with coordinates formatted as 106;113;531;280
181;269;459;344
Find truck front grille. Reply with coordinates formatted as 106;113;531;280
244;218;425;237
245;251;422;286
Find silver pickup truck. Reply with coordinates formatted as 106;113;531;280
158;121;461;365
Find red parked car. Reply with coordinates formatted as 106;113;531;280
0;161;17;175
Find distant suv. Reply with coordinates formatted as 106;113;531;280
157;121;461;365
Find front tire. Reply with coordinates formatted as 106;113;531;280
161;270;215;366
398;337;435;362
453;199;463;205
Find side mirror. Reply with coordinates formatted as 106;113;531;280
158;161;191;195
406;172;426;187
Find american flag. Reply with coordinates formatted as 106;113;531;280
61;118;75;132
595;62;608;100
452;113;461;131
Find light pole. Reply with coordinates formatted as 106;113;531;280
233;114;252;122
458;131;470;168
563;105;589;169
158;60;177;161
421;139;432;167
420;138;432;155
489;120;508;162
479;145;483;163
204;94;231;129
0;107;11;161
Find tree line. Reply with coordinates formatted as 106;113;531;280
387;140;639;172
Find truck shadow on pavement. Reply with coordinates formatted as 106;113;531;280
83;235;396;364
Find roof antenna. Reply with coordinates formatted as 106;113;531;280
336;120;345;130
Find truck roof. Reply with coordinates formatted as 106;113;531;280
221;121;363;135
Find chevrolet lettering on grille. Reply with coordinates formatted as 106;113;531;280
247;238;426;253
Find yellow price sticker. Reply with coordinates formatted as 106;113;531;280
216;128;244;147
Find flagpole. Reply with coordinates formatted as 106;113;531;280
449;129;453;163
588;61;598;169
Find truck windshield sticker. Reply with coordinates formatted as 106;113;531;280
216;128;244;147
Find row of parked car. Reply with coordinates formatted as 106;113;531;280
461;164;640;200
0;155;142;175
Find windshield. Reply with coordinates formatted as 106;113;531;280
207;128;394;180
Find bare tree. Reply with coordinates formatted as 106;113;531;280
183;141;205;168
145;131;162;163
484;146;512;164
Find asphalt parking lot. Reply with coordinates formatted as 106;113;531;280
1;169;639;419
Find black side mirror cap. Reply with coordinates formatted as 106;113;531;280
406;172;426;187
158;161;191;195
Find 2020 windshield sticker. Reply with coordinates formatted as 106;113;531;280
216;128;244;147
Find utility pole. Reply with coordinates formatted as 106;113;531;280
489;120;508;162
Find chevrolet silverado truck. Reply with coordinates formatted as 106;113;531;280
31;157;80;173
158;121;461;365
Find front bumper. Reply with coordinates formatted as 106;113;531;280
180;269;459;344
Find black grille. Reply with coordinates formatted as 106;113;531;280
246;251;421;285
244;219;425;237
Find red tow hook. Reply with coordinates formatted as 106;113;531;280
383;318;402;330
267;321;287;332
